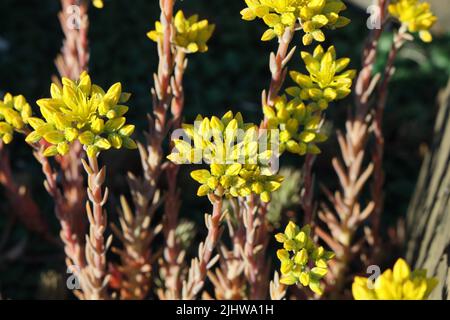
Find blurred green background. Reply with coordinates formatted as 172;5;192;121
0;0;449;299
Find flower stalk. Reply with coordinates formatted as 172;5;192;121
80;155;112;300
371;25;410;242
182;196;224;299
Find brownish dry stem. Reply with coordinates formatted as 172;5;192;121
302;154;316;225
371;26;408;243
208;199;247;299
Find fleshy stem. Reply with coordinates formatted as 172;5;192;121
147;0;187;300
159;49;188;300
264;27;296;108
371;25;409;243
55;0;90;80
236;26;295;299
80;155;112;300
182;196;223;300
317;0;390;297
302;154;316;225
113;0;176;300
33;145;87;291
269;271;287;300
38;0;91;288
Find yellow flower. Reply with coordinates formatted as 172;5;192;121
0;93;32;144
92;0;104;9
147;11;215;53
168;111;283;202
190;164;283;201
241;0;350;43
263;95;327;156
26;72;136;158
388;0;437;42
286;45;356;110
299;0;350;45
275;221;335;295
352;258;438;300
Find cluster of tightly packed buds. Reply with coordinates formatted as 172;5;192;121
352;259;438;300
147;10;215;54
241;0;350;44
264;95;326;156
0;93;32;144
287;45;356;110
25;72;136;158
92;0;103;9
275;221;334;295
264;45;356;156
168;111;283;202
388;0;437;43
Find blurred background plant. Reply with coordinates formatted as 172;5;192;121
0;0;448;299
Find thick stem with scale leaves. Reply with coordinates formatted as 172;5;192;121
182;196;224;300
80;155;112;300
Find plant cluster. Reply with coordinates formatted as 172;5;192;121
0;0;442;301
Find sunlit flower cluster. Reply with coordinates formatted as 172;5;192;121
92;0;104;9
240;0;350;44
168;111;283;202
263;95;327;156
275;221;334;295
147;10;215;53
388;0;437;43
352;258;438;300
26;72;136;158
287;45;356;110
0;93;32;144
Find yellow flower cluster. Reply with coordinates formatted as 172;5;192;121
26;72;136;158
147;11;215;53
388;0;437;43
92;0;104;9
240;0;350;44
352;258;438;300
0;93;32;144
264;45;354;156
168;111;283;202
275;221;334;295
263;95;327;156
286;45;356;110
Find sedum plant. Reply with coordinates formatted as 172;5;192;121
286;45;356;110
263;95;327;156
26;72;136;158
147;10;215;54
275;221;334;295
0;0;443;301
352;258;438;300
0;93;32;144
388;0;437;42
240;0;350;44
168;111;283;202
